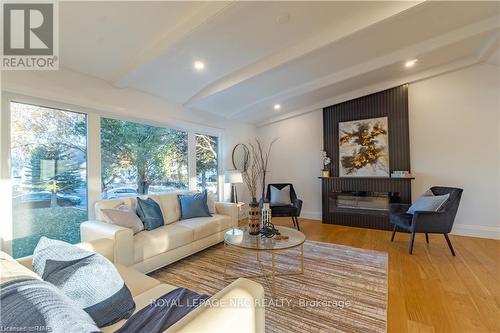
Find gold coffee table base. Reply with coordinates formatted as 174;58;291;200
223;242;304;297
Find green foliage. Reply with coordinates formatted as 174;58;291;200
25;144;83;196
196;134;218;189
100;118;188;194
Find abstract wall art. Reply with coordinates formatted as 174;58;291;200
339;117;389;177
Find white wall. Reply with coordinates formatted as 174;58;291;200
409;63;499;238
256;63;500;239
257;110;323;220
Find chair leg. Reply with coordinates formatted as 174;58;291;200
425;233;429;243
293;216;301;231
290;216;296;228
444;234;456;256
391;224;397;242
408;232;416;254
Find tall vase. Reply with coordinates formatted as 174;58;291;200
248;199;260;235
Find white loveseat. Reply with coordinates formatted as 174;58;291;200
81;192;238;273
2;238;265;333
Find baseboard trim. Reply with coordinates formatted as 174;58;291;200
296;214;500;240
451;224;500;240
300;211;322;221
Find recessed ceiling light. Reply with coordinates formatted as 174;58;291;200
273;104;281;110
194;61;205;71
405;59;418;68
276;13;290;25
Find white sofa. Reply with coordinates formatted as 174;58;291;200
2;238;265;333
81;192;238;273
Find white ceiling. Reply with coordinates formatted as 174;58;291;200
59;1;500;125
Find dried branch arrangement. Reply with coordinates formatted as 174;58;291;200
248;138;278;200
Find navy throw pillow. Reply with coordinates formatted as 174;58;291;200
136;197;164;230
32;237;135;328
178;190;212;220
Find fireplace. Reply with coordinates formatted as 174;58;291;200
329;191;400;216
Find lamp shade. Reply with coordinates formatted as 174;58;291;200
224;170;243;184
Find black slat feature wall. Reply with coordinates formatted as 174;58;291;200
321;85;412;230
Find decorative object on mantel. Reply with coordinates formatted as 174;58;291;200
391;170;413;178
320;150;331;177
339;116;389;177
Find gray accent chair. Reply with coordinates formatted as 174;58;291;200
389;186;463;255
262;183;303;230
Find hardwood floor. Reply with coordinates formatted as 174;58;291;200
269;217;500;333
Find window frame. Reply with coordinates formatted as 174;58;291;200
194;132;222;197
0;92;225;254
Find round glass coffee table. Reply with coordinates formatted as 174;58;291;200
223;226;306;297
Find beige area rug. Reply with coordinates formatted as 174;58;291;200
150;241;388;333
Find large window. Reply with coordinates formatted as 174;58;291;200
100;118;188;198
195;133;219;194
10;102;88;258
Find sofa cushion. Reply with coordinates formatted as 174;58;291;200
207;191;217;214
0;251;41;283
136;197;164;230
177;214;231;240
152;192;187;225
178;190;211;220
133;224;194;263
33;237;136;327
115;264;160;297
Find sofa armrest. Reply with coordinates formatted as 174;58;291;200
167;278;265;333
80;220;134;266
215;202;238;227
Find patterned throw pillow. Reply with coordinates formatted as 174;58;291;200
101;203;144;234
136;197;164;231
32;237;135;327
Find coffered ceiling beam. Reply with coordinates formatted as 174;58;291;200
229;15;500;119
112;2;233;87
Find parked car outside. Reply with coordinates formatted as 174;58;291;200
13;191;81;208
103;187;138;199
